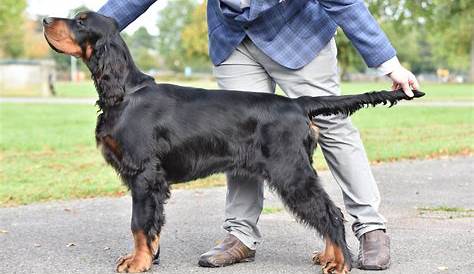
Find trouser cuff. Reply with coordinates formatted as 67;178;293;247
354;224;387;239
228;230;260;250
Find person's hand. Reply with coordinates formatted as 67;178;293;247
388;65;420;97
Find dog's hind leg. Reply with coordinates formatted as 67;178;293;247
116;165;170;273
267;156;351;274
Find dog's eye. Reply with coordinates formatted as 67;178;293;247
77;19;85;27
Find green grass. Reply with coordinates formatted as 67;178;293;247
0;104;123;205
0;95;473;206
417;206;474;219
351;107;474;162
23;80;474;103
340;82;474;101
55;81;97;97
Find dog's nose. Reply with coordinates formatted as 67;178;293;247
43;17;54;25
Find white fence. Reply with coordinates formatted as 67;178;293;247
0;60;55;97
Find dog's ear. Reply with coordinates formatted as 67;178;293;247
89;33;129;108
89;34;114;74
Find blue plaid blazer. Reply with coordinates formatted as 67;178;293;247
99;0;396;69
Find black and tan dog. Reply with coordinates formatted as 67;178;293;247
43;11;424;274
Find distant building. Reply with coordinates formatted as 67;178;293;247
0;60;55;97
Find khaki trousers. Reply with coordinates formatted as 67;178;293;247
214;37;386;249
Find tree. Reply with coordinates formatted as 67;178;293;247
156;0;198;71
335;30;365;80
181;1;210;69
126;27;155;50
125;27;160;71
427;0;474;79
135;48;159;71
366;0;473;79
0;0;27;58
23;17;50;59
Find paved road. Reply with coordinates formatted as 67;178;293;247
1;156;473;274
1;97;473;107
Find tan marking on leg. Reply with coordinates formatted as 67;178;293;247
116;231;160;273
312;237;349;274
309;121;320;140
149;234;160;258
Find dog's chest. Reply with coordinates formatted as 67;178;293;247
95;114;123;170
100;135;122;159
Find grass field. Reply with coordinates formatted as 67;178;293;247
49;80;474;102
1;96;473;206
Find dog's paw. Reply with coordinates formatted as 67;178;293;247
321;262;349;274
116;252;152;273
312;250;332;266
312;251;349;274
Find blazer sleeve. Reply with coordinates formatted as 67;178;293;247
317;0;396;67
98;0;157;31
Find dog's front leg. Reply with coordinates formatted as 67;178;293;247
116;167;169;273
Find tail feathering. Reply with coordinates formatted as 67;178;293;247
298;89;425;118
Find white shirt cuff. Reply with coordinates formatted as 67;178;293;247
376;56;401;76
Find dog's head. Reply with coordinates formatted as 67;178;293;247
44;11;137;108
43;11;119;60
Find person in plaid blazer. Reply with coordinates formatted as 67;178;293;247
99;0;420;270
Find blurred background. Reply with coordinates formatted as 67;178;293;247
0;0;473;206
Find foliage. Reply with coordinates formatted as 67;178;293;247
336;0;473;76
181;1;211;69
124;27;160;71
0;0;27;58
335;30;365;80
134;48;160;72
23;18;50;59
426;0;474;73
2;1;472;77
380;22;436;74
156;0;198;71
127;27;154;49
372;0;473;73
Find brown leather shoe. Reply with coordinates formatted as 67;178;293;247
357;229;391;270
198;234;256;267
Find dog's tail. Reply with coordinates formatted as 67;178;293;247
296;89;425;118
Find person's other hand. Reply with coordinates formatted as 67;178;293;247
388;65;420;97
